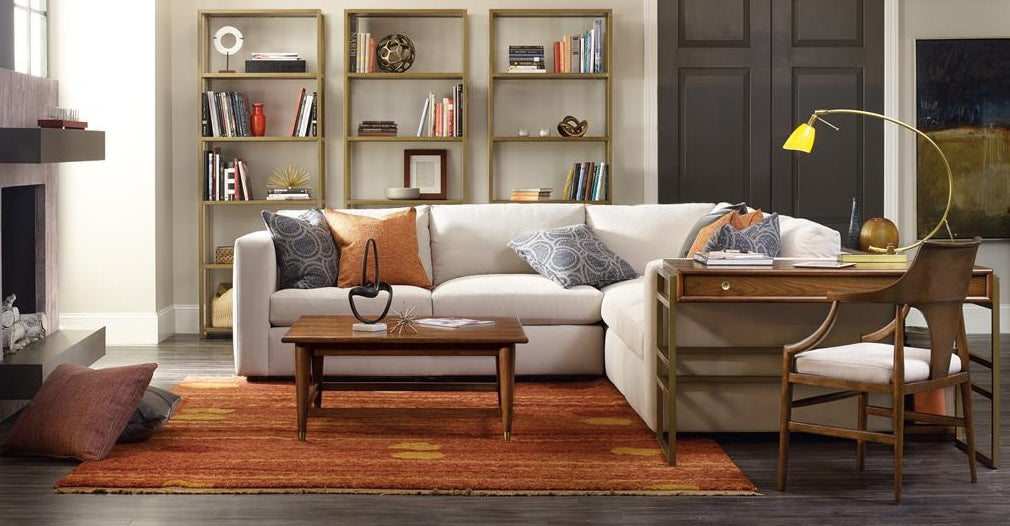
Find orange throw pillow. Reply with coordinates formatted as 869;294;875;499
688;209;764;255
323;207;432;289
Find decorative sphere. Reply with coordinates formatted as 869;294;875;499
859;217;899;251
376;34;415;73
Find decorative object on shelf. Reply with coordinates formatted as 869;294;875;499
859;217;900;252
211;283;233;329
404;149;448;200
517;128;529;137
389;304;419;335
538;128;551;137
214;246;234;264
267;164;310;190
385;187;420;200
557;115;589;137
376;34;415;73
245;52;306;73
250;103;266;137
846;197;862;250
784;108;955;261
212;25;244;73
348;238;393;331
1;294;47;355
39;107;86;129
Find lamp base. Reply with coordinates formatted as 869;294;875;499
838;252;908;263
352;322;387;332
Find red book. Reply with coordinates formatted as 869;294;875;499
368;35;376;73
553;41;561;73
434;101;443;137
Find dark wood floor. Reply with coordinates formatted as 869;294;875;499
1;335;1008;525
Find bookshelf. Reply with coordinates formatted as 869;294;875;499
343;9;468;208
197;9;326;337
488;9;612;204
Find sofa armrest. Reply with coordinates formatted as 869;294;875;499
233;230;278;376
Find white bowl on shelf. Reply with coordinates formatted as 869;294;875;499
386;187;420;200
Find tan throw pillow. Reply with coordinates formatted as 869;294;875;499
1;363;157;461
324;207;432;289
688;209;764;256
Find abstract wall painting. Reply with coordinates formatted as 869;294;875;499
916;39;1010;239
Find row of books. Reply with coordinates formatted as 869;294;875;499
562;162;608;201
348;32;377;73
416;84;463;137
510;187;553;201
265;187;312;200
358;120;398;137
508;45;546;73
202;91;251;137
552;18;606;73
204;148;252;201
290;88;318;137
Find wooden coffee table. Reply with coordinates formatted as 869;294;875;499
281;315;528;442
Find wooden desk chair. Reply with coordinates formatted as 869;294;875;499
778;238;981;503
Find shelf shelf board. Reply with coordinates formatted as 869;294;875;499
347;9;466;19
201;327;233;335
347;198;465;207
490;9;612;18
347;136;463;143
201;72;321;80
200;9;321;18
491;135;608;143
491;199;610;204
346;72;464;80
0;128;105;163
491;72;607;80
200;136;321;143
201;263;234;270
201;199;320;206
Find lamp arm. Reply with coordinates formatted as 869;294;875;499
813;108;953;253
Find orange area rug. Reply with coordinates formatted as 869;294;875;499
56;377;757;495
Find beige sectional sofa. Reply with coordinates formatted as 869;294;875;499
234;203;883;432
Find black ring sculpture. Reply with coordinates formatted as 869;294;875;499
347;238;393;324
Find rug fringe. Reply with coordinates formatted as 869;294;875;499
54;486;760;496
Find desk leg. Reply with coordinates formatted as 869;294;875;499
295;344;310;441
497;345;516;442
655;269;677;466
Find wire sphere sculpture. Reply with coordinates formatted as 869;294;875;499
377;34;416;73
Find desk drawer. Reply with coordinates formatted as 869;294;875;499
680;274;898;301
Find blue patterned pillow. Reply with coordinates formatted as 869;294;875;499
507;224;637;289
705;213;781;256
262;209;339;289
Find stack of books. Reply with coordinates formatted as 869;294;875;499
265;187;312;200
202;90;251;137
245;52;306;73
348;32;376;73
508;45;546;73
357;120;398;137
551;18;605;73
693;250;774;266
510;188;553;201
204;148;252;201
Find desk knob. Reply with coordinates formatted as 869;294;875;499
721;281;731;291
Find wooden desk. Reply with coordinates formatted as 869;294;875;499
655;259;999;467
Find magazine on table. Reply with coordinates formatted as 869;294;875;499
415;317;496;329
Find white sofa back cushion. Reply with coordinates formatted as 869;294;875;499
429;203;586;285
327;205;433;282
778;215;840;258
585;203;715;273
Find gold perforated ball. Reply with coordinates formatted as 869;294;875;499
859;217;900;251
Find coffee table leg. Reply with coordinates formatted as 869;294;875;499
497;345;516;441
311;354;324;408
295;344;310;441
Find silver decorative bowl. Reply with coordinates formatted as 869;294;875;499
386;187;420;200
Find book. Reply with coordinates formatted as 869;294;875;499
290;87;306;136
792;260;856;269
837;251;908;263
693;250;774;266
416;97;430;136
265;193;311;200
415;317;495;329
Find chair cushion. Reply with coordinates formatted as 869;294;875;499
270;285;433;326
795;342;961;384
432;274;602;324
507;224;637;289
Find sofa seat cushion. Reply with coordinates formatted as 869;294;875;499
432;274;602;324
270;285;433;327
600;277;646;358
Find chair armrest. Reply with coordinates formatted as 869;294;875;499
784;301;840;356
233;230;277;376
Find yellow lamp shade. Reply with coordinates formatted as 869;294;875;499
783;123;816;153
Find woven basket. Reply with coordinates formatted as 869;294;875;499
211;286;233;328
215;246;234;264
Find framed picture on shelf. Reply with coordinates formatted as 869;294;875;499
404;149;447;200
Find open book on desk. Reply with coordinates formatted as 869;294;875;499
693;250;774;266
415;317;496;329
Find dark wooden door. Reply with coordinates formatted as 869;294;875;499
658;0;884;234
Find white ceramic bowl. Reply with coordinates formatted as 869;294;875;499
385;187;420;200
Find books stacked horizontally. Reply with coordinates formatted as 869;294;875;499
416;84;463;137
551;18;605;73
290;88;318;137
562;161;608;202
202;90;251;137
510;188;553;201
348;32;376;73
693;250;774;266
358;120;397;137
204;148;252;201
265;187;312;200
508;45;546;73
245;52;306;73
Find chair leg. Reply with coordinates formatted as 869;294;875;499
960;380;978;483
857;391;868;471
892;388;905;504
777;378;794;492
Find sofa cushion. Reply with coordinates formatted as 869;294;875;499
677;202;749;257
585;203;714;274
270;285;433;326
118;386;182;443
705;213;781;256
324;207;432;289
688;209;765;257
600;277;646;358
320;206;432;281
429;203;586;285
261;209;339;289
507;224;637;288
778;215;840;258
432;274;602;324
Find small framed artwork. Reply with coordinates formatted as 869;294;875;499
404;149;447;200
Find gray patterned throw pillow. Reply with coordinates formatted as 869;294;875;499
507;224;637;289
705;212;781;256
261;209;339;289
